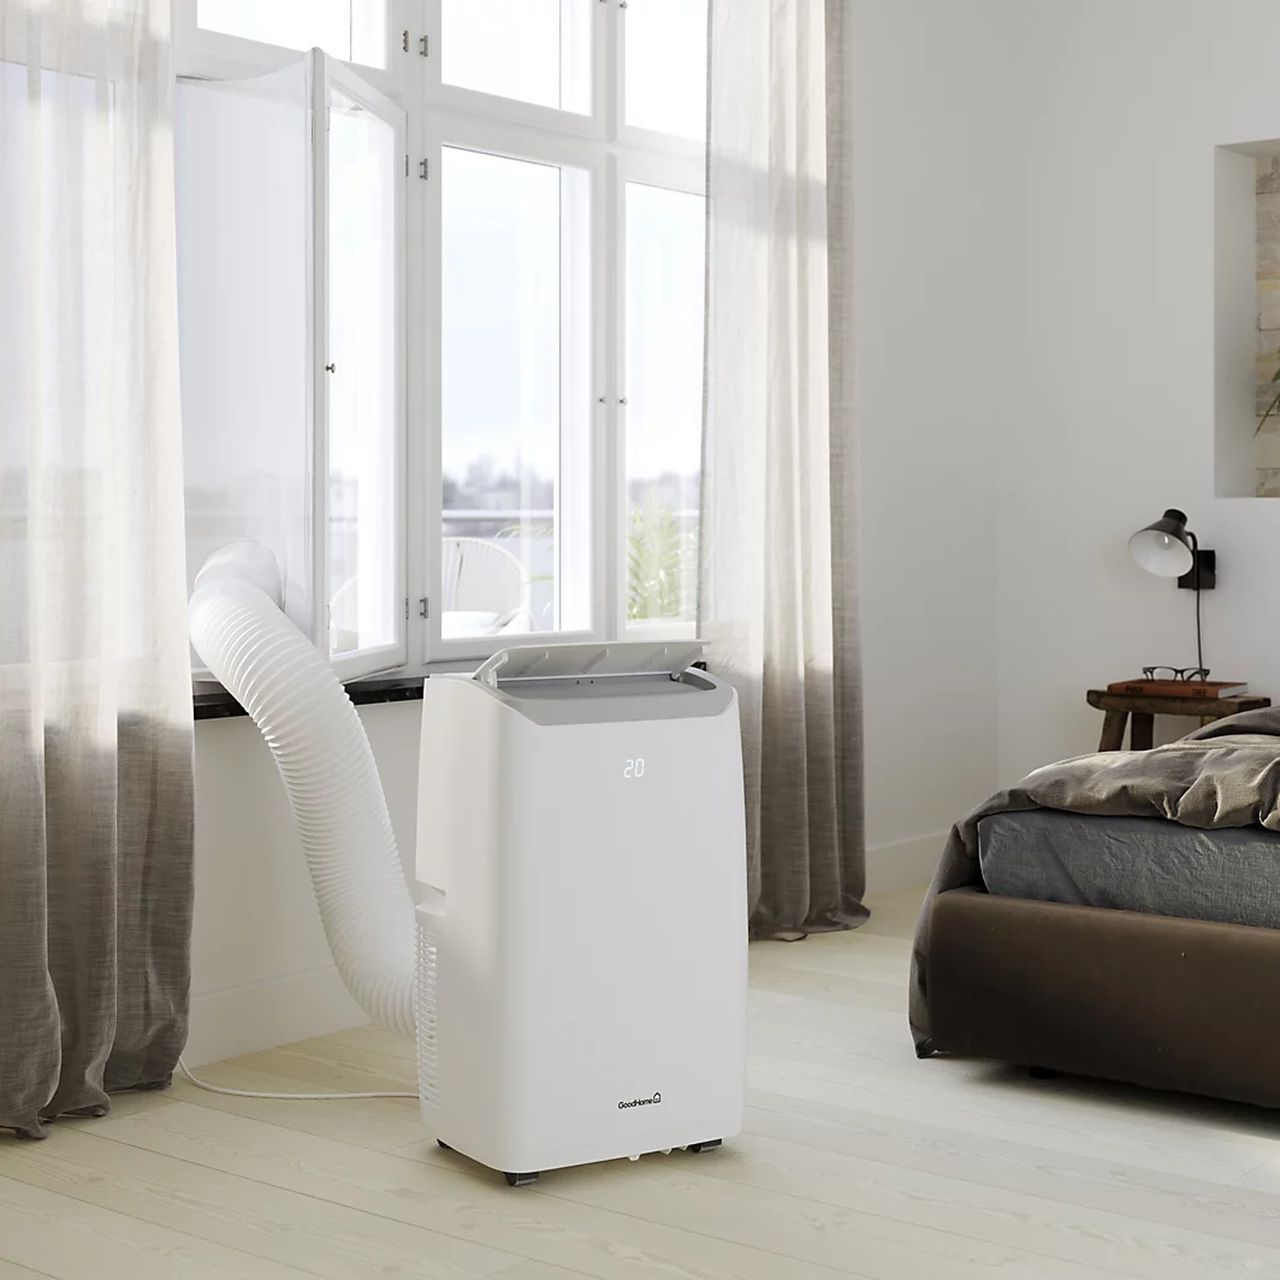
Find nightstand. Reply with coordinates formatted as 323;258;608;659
1085;689;1271;751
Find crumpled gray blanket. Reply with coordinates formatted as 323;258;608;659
909;707;1280;1051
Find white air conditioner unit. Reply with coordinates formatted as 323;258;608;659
415;641;748;1185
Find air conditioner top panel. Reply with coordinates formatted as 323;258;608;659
474;640;706;688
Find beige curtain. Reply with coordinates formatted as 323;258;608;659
0;0;194;1137
700;0;865;938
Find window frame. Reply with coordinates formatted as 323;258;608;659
317;54;410;680
615;148;706;642
174;0;706;677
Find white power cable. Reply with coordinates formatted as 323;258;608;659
177;1056;417;1101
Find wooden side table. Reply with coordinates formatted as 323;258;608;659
1086;689;1271;751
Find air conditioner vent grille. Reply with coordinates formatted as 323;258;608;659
415;917;440;1108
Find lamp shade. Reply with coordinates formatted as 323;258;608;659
1128;508;1195;578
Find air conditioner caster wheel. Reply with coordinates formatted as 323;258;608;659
686;1139;722;1154
504;1171;540;1187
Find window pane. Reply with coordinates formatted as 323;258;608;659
625;183;704;625
441;0;591;115
625;0;707;140
441;147;592;639
327;89;398;657
177;69;313;645
196;0;388;69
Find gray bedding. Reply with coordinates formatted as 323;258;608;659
979;809;1280;930
910;706;1280;1051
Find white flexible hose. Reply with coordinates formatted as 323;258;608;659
189;542;416;1039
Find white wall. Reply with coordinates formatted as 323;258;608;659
998;0;1280;779
188;703;422;1065
852;0;1021;890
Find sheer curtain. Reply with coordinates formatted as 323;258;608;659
0;0;194;1137
700;0;865;938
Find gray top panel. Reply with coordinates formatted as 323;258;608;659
474;640;706;686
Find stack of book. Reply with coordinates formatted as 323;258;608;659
1106;678;1248;699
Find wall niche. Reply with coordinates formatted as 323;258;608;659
1215;139;1280;496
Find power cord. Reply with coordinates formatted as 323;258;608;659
177;1056;417;1101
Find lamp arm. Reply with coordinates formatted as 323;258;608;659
1188;530;1204;673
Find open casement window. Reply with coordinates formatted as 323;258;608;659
176;2;708;674
176;0;402;93
177;50;407;680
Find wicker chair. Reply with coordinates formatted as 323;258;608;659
440;536;533;637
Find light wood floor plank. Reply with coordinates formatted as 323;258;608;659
753;1043;1279;1171
0;1260;56;1280
2;1126;516;1280
166;1065;421;1152
0;1172;319;1280
11;881;1280;1279
747;1057;1258;1184
317;1024;416;1064
741;1097;1280;1251
682;1126;1280;1278
91;1102;863;1280
489;1264;600;1280
530;1154;1133;1280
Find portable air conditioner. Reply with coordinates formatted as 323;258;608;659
415;641;747;1185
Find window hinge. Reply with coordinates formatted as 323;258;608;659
418;597;430;619
401;29;409;52
419;158;430;181
405;154;409;178
404;597;410;622
419;34;430;57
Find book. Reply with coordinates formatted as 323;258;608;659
1106;678;1248;699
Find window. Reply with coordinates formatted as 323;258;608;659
624;0;708;141
440;148;593;638
624;182;704;625
176;54;406;679
440;0;592;114
326;85;402;659
193;0;390;69
175;1;707;675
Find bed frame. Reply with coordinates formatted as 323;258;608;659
923;888;1280;1109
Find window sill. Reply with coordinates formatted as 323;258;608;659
193;662;479;721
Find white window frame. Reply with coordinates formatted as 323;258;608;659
317;54;410;680
175;0;706;677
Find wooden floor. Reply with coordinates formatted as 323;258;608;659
10;887;1280;1279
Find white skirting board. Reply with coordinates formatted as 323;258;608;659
864;830;945;897
184;965;366;1068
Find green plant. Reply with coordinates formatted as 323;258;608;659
627;497;690;622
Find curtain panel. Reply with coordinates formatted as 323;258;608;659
0;0;194;1137
701;0;866;938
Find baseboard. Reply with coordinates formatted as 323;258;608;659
184;965;366;1068
865;830;945;897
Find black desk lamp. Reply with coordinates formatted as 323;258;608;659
1128;508;1216;673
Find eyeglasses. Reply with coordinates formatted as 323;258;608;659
1142;665;1212;682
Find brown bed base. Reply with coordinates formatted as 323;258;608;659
925;888;1280;1109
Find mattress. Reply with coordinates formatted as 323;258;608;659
978;809;1280;930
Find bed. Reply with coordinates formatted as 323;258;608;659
911;711;1280;1109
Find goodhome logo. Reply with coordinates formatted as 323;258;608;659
618;1091;662;1110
